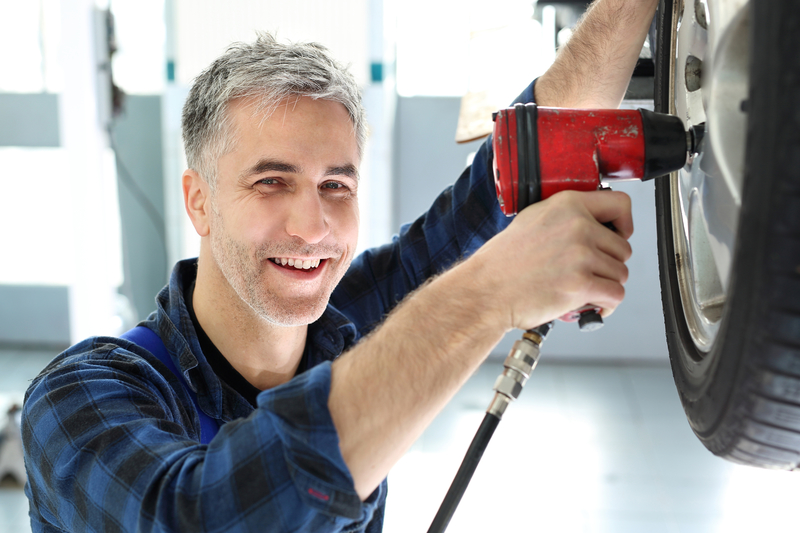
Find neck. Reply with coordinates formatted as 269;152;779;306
192;247;308;391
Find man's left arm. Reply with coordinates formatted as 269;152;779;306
535;0;660;108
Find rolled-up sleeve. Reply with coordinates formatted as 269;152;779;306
22;343;383;533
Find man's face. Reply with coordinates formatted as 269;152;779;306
208;95;360;326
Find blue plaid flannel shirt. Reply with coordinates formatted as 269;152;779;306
22;82;535;532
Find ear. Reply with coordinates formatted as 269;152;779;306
183;169;212;237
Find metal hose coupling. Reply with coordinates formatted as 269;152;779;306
487;322;553;418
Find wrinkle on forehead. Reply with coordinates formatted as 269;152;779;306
230;94;356;138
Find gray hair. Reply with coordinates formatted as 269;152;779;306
182;32;366;190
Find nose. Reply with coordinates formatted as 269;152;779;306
285;187;330;244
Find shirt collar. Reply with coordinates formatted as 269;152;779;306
147;258;360;421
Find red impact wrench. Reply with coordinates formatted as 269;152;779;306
492;103;703;330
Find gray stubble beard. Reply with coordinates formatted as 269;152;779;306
208;207;346;327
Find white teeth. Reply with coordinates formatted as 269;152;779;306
272;257;322;270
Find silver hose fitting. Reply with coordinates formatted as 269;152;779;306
487;331;544;418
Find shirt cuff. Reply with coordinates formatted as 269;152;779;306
256;361;383;524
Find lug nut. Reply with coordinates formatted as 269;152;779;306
685;56;703;92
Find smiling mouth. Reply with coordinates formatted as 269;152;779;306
269;257;325;271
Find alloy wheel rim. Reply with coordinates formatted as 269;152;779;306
668;0;749;369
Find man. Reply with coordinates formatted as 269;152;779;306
22;0;658;531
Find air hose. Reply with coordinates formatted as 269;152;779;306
427;322;554;533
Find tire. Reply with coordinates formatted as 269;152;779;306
655;0;800;468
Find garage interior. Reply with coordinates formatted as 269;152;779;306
1;0;798;532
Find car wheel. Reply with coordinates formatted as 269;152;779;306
655;0;800;468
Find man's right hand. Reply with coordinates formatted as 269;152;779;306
463;189;634;332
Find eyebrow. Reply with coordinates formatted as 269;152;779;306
243;159;300;177
241;158;359;181
326;164;360;180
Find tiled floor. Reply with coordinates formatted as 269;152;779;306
2;348;800;532
384;361;800;533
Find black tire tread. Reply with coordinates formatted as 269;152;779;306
750;390;800;413
743;417;800;449
735;436;800;466
729;445;798;468
754;369;800;401
761;340;800;378
748;405;800;436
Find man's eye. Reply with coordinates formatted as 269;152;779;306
257;178;280;186
322;182;347;191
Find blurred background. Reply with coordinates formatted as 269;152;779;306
0;0;798;531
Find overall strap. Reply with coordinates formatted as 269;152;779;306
120;326;220;444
